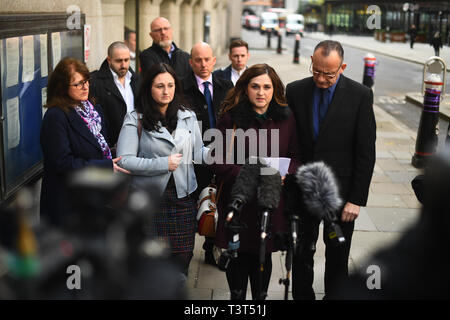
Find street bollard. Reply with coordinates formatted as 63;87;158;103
446;122;450;150
293;33;300;64
267;31;271;48
412;56;447;168
362;53;377;88
277;31;282;54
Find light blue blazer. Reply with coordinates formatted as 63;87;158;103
117;109;209;198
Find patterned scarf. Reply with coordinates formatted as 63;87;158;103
75;100;112;160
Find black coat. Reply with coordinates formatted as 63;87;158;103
212;101;302;253
40;105;113;227
431;36;443;49
90;59;140;147
139;42;192;80
182;72;233;133
212;65;232;83
182;72;233;195
286;75;376;207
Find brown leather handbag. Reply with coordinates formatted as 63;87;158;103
196;125;236;237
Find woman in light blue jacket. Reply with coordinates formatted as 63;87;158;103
117;63;208;276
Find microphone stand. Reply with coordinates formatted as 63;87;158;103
279;214;299;300
258;209;270;300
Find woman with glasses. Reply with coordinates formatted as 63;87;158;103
40;57;129;227
212;63;301;300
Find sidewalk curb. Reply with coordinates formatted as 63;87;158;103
405;93;450;122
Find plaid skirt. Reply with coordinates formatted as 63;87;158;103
149;183;197;253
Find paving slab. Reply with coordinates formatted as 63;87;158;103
364;207;421;232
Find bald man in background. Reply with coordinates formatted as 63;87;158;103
139;16;191;79
183;42;233;266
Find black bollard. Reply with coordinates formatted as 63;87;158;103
446;122;450;150
267;31;271;48
293;33;300;64
412;74;443;168
363;53;376;88
277;32;282;54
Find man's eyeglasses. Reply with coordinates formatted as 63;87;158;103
70;79;90;90
151;27;171;33
309;62;342;79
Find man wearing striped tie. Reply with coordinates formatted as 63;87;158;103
182;42;233;266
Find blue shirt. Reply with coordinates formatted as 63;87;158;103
168;44;175;59
312;75;340;139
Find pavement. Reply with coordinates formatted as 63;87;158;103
185;31;435;300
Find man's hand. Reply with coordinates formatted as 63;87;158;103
341;202;360;222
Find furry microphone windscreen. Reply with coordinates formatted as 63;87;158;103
257;170;282;210
295;161;343;220
230;160;263;204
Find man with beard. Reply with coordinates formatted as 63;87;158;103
90;41;140;151
139;17;191;79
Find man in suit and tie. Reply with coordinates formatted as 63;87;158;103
90;41;140;151
183;42;233;266
213;39;250;86
286;40;376;299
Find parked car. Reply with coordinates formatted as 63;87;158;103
259;11;279;35
285;13;304;36
244;15;260;30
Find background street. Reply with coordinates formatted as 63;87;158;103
243;28;450;150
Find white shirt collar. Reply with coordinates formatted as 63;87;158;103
194;73;213;87
231;66;246;77
231;66;246;85
109;67;132;82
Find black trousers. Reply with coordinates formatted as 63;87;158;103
226;252;272;300
292;215;354;300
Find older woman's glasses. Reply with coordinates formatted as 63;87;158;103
309;63;342;79
70;79;90;90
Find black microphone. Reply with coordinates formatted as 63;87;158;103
227;160;263;223
296;162;345;245
257;167;282;262
256;166;282;300
218;159;264;271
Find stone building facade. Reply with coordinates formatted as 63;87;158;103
0;0;242;70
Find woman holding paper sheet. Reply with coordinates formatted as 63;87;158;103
116;63;208;277
212;63;301;300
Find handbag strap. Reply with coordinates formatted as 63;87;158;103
216;124;236;203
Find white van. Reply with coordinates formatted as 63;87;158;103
259;11;279;35
285;13;304;36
